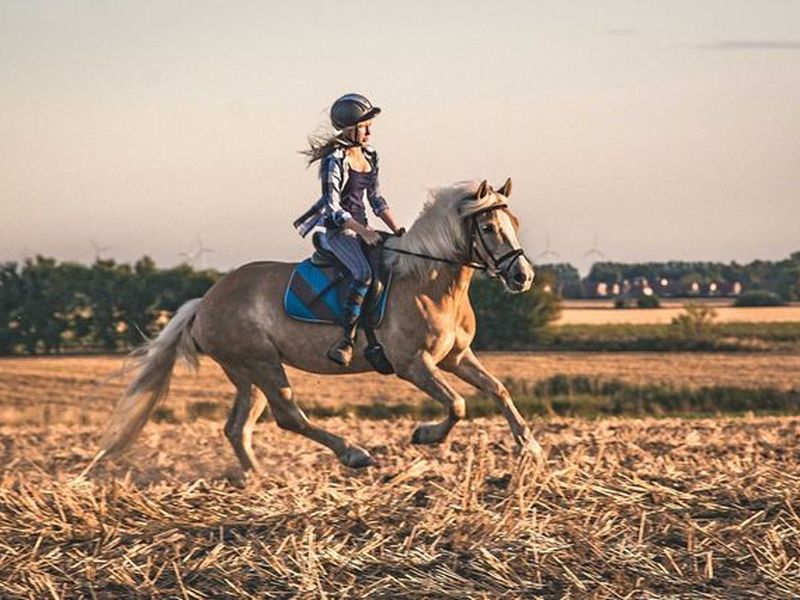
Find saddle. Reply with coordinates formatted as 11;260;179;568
309;231;392;321
284;232;395;373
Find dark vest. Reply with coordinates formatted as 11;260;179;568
339;170;374;226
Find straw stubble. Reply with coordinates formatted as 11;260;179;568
0;416;799;597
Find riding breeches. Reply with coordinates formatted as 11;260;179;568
324;230;372;284
325;230;372;324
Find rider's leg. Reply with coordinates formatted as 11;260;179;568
324;230;372;366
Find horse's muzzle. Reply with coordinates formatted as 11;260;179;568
502;255;534;293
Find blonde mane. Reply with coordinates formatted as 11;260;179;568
384;180;505;279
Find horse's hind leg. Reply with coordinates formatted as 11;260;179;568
396;352;466;445
252;362;376;469
222;366;266;473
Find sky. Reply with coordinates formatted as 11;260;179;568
1;0;798;274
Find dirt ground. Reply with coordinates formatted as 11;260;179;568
1;416;799;597
1;352;799;426
2;353;799;596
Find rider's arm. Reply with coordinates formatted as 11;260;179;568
320;152;352;228
365;150;388;217
377;208;400;233
365;150;400;233
343;218;381;245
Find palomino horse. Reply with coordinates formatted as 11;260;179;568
98;179;542;471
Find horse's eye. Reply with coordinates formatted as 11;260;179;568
481;224;495;234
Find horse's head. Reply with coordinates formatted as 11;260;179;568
460;179;535;293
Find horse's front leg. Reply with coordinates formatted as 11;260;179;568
442;348;543;460
396;352;466;445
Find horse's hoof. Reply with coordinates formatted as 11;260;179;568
411;424;441;445
340;446;376;469
242;469;263;486
411;427;425;445
517;437;544;462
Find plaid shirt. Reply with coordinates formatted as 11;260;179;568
293;145;389;237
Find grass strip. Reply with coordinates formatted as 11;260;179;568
157;375;800;423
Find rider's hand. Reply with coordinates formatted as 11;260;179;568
363;228;381;246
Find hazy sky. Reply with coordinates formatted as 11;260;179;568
1;1;798;273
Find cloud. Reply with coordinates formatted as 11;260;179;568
606;28;637;36
698;40;800;50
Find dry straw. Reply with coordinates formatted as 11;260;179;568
1;415;799;597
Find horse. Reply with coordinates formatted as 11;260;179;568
96;179;543;472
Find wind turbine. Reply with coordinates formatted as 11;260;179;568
179;236;215;268
583;234;606;261
194;236;215;269
90;239;112;261
534;234;559;263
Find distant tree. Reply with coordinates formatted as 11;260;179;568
116;256;162;345
120;258;220;346
86;259;129;351
0;255;223;355
57;261;92;350
637;294;661;309
734;290;787;307
153;264;217;312
0;262;23;354
538;263;583;298
469;271;561;350
772;260;800;301
16;256;77;353
582;256;800;298
671;304;717;340
587;262;624;285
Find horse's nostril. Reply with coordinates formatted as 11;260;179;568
514;272;527;284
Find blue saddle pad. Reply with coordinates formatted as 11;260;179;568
284;259;391;327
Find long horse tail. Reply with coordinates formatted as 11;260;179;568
98;298;203;458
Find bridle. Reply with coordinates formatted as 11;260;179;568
383;201;528;277
467;203;526;278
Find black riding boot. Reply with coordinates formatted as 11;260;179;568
327;279;370;367
327;320;357;366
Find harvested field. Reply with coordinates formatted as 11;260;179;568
557;305;800;325
2;353;799;426
1;416;799;597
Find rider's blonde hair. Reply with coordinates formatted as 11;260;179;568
301;130;356;166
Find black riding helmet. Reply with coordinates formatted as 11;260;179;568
330;93;381;130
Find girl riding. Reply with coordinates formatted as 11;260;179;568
294;93;402;367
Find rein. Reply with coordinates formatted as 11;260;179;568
382;201;527;275
382;246;488;270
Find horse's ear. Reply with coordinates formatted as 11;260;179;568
498;178;512;198
476;180;489;200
